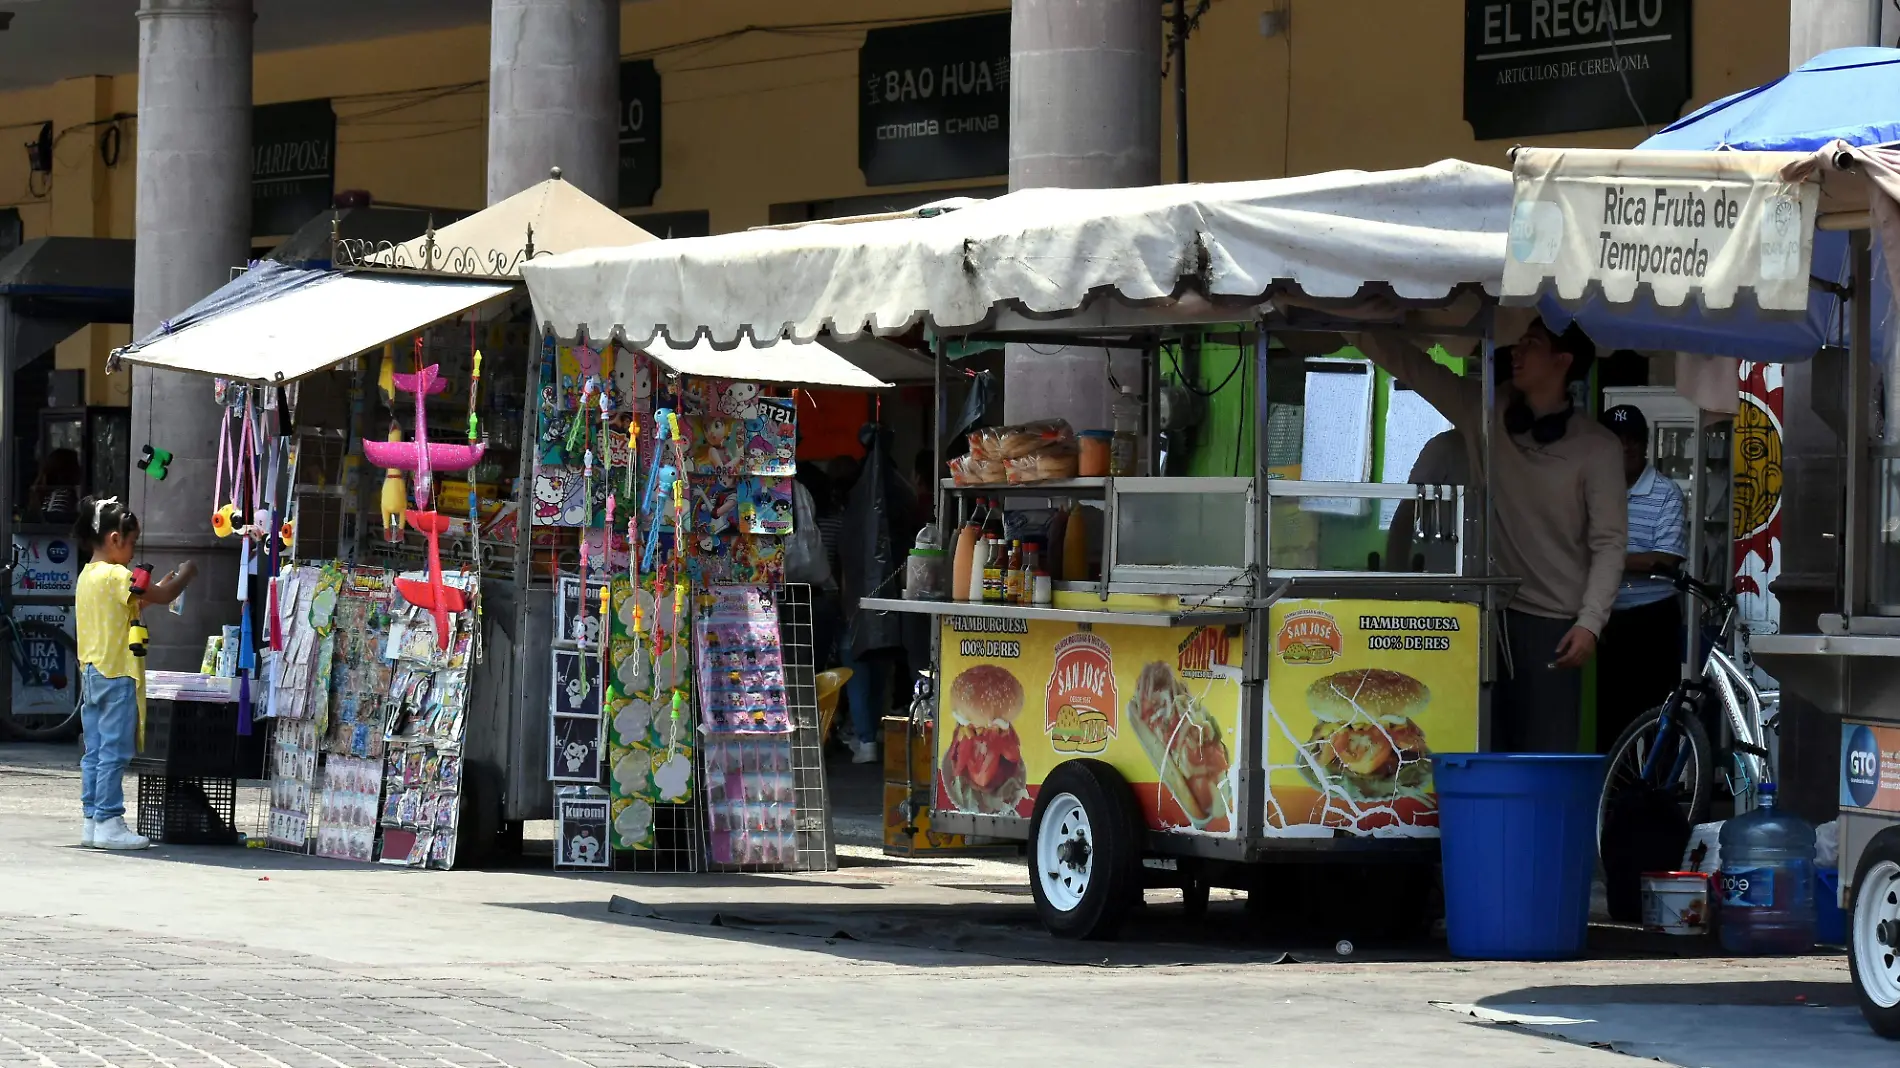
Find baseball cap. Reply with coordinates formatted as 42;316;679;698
1599;404;1648;442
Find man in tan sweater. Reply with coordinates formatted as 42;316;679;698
1359;319;1626;753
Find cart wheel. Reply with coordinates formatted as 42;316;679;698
1850;828;1900;1039
1028;760;1142;940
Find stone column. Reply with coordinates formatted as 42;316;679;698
1003;0;1160;432
130;0;251;671
1788;0;1886;66
487;0;619;206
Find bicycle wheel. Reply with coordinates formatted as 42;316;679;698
1598;702;1714;850
1;620;82;742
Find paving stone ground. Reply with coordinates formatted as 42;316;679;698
0;918;770;1068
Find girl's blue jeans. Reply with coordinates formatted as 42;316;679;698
80;667;138;821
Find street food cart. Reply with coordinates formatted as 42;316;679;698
523;160;1527;937
1498;140;1900;1036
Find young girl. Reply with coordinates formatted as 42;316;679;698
73;496;197;850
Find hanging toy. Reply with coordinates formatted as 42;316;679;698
466;346;484;561
377;341;399;406
378;423;408;543
578;445;594;659
362;342;485;650
212;503;238;539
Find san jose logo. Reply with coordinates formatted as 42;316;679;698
1045;633;1117;755
1276;610;1341;666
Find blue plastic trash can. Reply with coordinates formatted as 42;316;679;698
1436;753;1606;960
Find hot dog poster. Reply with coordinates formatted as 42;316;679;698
935;616;1244;837
1265;599;1479;837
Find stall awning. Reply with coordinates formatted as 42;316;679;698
642;337;890;389
365;175;656;278
1503;147;1823;316
520;159;1514;346
117;265;510;384
1502;142;1893;363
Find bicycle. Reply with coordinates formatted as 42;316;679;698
1597;567;1776;856
0;545;82;742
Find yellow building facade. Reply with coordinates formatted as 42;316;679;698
0;0;1794;400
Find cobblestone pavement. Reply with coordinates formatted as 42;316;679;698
0;917;770;1068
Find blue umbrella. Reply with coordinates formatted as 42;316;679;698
1541;48;1900;361
1642;47;1900;153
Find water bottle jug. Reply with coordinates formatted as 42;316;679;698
1716;783;1816;954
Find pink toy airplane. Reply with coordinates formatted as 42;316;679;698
396;509;468;648
361;359;486;649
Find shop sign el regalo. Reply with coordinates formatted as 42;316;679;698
252;99;335;238
859;13;1009;187
1464;0;1691;139
1503;151;1820;314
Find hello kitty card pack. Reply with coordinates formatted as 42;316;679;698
606;575;696;848
703;736;799;869
532;339;647;529
694;585;789;734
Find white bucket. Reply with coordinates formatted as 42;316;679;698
1641;871;1711;935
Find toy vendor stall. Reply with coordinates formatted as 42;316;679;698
522;160;1527;937
108;173;659;865
1498;137;1900;1036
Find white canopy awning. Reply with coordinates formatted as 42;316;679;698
117;272;511;384
365;174;657;277
1502;147;1825;314
642;337;890;389
520;160;1514;346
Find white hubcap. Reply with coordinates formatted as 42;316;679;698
1037;793;1093;913
1855;860;1900;1010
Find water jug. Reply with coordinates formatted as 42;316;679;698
1716;783;1816;954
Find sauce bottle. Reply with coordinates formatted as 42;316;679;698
1005;539;1023;603
952;498;984;602
1062;505;1089;582
967;522;991;602
1018;543;1041;605
983;537;1004;602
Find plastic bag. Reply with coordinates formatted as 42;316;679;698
1681;821;1724;873
785;481;832;587
948;453;1006;485
1004;438;1081;483
1816;818;1839;868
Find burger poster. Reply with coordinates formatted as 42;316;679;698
935;616;1244;837
1265;599;1479;837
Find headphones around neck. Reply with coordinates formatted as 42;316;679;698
1504;398;1574;445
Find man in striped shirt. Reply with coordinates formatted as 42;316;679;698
1596;405;1688;752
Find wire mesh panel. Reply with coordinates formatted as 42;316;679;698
779;583;835;872
612;801;703;873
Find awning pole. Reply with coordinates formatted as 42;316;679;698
1480;316;1498;752
931;333;948;546
1847;230;1874;617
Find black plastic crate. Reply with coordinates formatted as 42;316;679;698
134;775;243;845
131;699;269;778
